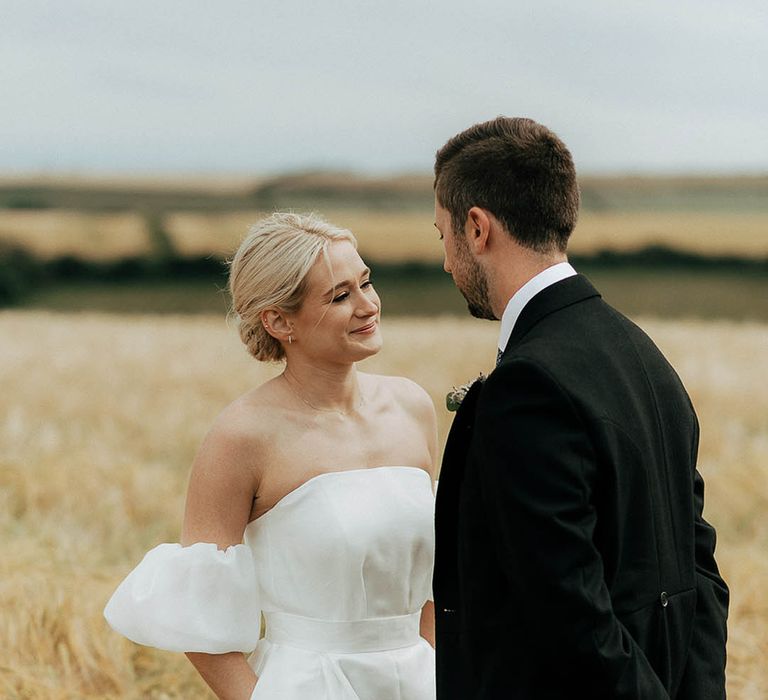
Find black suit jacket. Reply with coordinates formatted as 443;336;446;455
434;275;729;699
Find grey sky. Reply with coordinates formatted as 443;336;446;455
2;0;766;175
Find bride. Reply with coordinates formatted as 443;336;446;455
104;212;438;699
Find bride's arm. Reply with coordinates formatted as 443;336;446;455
181;413;263;700
184;653;258;700
420;600;436;648
384;375;439;648
405;377;439;648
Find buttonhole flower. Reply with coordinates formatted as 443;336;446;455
446;373;486;412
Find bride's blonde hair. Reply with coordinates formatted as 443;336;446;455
228;212;356;362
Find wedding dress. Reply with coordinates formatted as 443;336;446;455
104;466;436;699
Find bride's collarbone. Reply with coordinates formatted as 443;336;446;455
274;400;409;437
249;397;428;515
258;432;425;497
270;416;424;462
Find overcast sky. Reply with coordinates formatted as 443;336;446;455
2;0;766;175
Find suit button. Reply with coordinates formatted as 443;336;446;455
660;591;669;607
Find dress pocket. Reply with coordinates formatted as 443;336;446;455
248;641;331;699
247;639;275;699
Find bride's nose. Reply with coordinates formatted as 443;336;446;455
354;291;379;317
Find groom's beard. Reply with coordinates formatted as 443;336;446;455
455;249;496;321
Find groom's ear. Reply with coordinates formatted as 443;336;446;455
466;207;492;254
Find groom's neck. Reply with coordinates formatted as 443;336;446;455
488;244;568;318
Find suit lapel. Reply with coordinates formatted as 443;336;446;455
434;275;599;607
438;379;483;493
501;274;601;357
434;378;484;606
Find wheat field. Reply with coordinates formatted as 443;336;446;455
2;208;767;262
0;211;150;261
0;312;766;698
165;209;768;261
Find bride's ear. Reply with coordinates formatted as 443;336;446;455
261;308;293;343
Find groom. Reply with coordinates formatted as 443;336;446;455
432;117;729;699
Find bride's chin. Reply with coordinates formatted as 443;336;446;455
320;343;382;365
356;342;383;360
351;337;383;361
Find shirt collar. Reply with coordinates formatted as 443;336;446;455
497;262;577;354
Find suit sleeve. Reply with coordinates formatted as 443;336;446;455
475;359;669;698
677;417;729;700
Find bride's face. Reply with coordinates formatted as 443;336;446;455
287;240;382;363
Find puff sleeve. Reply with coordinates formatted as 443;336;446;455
104;542;261;653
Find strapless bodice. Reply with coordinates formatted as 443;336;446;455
104;466;437;699
245;466;434;620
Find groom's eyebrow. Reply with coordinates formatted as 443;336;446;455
322;267;371;298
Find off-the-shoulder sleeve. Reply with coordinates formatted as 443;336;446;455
104;542;261;653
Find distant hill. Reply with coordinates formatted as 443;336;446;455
1;172;765;268
1;172;767;214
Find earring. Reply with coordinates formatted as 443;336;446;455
288;335;293;345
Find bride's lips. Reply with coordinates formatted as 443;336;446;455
351;319;378;335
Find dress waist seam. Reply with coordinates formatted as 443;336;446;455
263;610;422;653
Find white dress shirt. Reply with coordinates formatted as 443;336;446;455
497;262;577;356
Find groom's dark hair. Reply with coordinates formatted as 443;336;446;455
434;116;579;253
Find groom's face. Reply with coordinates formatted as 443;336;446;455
435;202;495;320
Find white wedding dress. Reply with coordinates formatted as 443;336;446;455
104;466;436;699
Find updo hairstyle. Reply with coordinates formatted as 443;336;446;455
228;212;357;362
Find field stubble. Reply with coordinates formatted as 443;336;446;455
0;312;766;698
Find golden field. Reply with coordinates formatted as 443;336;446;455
1;208;767;262
0;211;150;261
164;209;768;261
0;312;766;698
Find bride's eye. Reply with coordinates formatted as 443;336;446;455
332;292;349;303
362;278;373;288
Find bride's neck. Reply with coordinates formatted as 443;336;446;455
282;360;361;414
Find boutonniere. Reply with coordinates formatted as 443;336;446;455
446;373;486;412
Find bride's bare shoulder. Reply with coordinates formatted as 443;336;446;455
360;372;438;476
360;372;435;417
202;377;287;457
